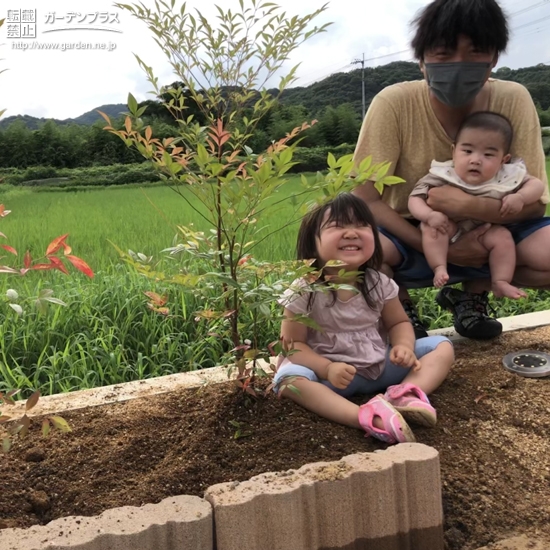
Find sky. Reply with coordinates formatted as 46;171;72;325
1;0;549;120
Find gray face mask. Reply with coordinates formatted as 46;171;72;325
424;62;491;107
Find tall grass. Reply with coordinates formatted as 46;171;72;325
0;178;310;396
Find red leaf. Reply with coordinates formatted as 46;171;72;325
30;263;55;271
45;234;69;256
26;390;40;411
143;291;167;306
47;256;69;275
0;245;17;255
24;250;31;268
65;255;94;278
146;304;170;315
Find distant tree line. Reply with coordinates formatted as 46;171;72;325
1;61;549;169
0;104;363;169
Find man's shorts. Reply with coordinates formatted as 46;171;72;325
379;217;550;289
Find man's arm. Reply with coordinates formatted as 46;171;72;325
352;93;424;252
426;186;545;224
353;182;423;252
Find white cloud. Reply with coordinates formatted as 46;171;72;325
1;0;549;120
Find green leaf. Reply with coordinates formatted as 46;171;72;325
379;175;405;186
50;416;72;433
43;297;68;306
42;419;51;437
127;93;138;115
2;437;11;453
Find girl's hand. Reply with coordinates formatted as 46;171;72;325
390;345;421;371
327;362;356;389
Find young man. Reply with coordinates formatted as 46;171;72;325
353;0;550;340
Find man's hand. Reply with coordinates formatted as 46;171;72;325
500;194;525;216
427;186;472;220
390;345;421;371
426;211;450;233
447;224;491;267
326;362;356;389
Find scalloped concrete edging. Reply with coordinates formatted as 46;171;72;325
206;444;443;550
2;496;213;550
2;309;550;550
3;444;443;550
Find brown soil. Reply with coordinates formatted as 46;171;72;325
2;327;550;550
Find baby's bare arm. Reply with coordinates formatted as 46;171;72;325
516;177;546;206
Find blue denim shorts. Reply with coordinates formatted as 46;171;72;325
379;217;550;289
273;335;451;398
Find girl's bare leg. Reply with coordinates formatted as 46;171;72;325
401;341;454;395
279;378;362;428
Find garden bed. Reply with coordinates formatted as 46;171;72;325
1;325;550;550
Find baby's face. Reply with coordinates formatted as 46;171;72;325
453;128;508;185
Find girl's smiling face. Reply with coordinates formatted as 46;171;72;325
315;209;376;272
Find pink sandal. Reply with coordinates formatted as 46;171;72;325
384;383;437;428
358;395;415;444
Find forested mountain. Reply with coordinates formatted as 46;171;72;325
276;61;550;114
492;64;550;110
0;103;126;130
277;61;423;115
0;61;549;169
2;61;549;131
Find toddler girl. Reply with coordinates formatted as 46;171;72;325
275;193;454;444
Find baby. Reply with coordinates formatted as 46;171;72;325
408;111;545;299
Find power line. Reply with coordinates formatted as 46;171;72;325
299;48;410;88
297;7;549;92
509;0;550;17
512;13;550;30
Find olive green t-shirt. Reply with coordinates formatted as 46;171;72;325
353;79;549;218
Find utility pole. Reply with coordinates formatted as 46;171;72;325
351;53;365;119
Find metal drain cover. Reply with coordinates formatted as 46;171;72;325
502;350;550;378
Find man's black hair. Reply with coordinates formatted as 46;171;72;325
411;0;509;60
456;111;514;153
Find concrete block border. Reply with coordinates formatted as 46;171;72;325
3;444;443;550
2;495;213;550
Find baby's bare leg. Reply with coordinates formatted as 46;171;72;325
421;220;457;288
479;225;527;299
